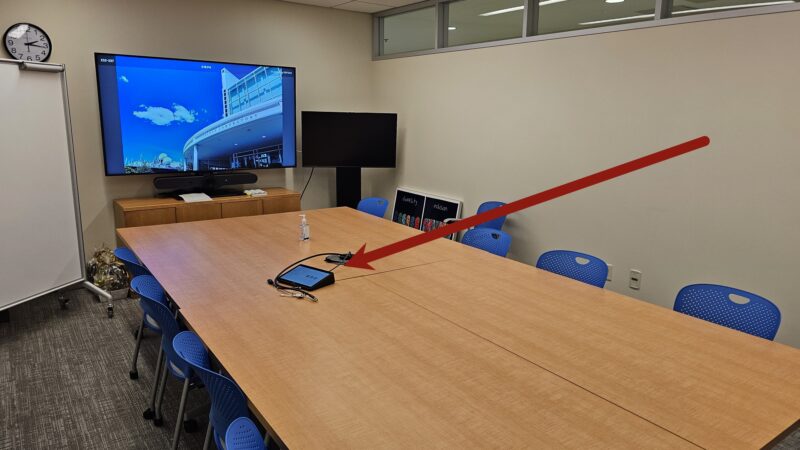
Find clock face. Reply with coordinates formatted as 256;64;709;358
4;23;51;62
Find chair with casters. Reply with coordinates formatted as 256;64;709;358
357;197;390;218
474;201;507;231
535;250;608;288
128;275;168;381
461;228;512;257
111;247;152;319
674;284;781;340
140;295;207;450
117;247;155;369
226;417;266;450
174;331;250;450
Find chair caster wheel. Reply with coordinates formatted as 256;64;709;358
143;408;155;420
183;419;199;433
107;304;114;318
153;417;164;427
129;370;138;380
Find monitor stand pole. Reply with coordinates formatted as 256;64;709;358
336;167;361;208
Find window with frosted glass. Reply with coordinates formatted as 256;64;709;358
538;0;657;35
447;0;524;47
671;0;796;17
382;7;436;55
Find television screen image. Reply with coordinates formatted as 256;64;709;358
95;53;296;175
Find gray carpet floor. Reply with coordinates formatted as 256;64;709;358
1;289;798;449
0;290;208;449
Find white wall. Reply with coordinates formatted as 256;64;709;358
0;0;373;253
369;12;800;347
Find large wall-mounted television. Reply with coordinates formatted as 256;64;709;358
95;53;296;175
301;112;397;168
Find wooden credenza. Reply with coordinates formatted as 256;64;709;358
114;187;301;228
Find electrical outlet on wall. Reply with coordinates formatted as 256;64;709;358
606;264;613;282
629;269;642;290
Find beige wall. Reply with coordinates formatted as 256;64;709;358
370;12;800;347
0;0;373;252
5;0;799;347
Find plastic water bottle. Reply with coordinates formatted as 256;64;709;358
299;214;310;241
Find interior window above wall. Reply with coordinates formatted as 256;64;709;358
383;7;436;55
447;0;525;47
671;0;797;16
537;0;657;34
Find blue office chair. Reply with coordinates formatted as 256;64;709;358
140;295;206;450
129;275;168;380
114;247;151;278
174;331;250;450
357;197;389;218
474;201;507;231
536;250;608;288
226;417;266;450
461;228;512;257
674;284;781;340
117;246;156;377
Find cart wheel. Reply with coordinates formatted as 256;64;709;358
153;417;164;427
143;408;155;420
129;370;138;380
107;303;114;318
58;295;70;309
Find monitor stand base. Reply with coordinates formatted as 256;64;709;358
336;167;361;208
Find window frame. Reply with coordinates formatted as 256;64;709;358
374;0;800;59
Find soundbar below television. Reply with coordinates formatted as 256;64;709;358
95;53;296;175
301;112;397;168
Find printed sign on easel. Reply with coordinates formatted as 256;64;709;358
421;195;461;233
392;187;462;235
392;188;425;229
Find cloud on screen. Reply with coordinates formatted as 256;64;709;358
133;104;197;126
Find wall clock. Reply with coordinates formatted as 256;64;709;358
4;23;52;62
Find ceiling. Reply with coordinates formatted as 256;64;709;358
281;0;421;14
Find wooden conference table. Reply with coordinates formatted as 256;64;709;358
117;207;800;449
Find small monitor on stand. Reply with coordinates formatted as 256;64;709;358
301;111;397;208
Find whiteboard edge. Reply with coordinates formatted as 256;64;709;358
61;66;89;280
0;277;86;312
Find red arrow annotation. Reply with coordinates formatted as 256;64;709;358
346;136;711;270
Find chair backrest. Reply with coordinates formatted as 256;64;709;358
674;284;781;340
173;331;211;379
114;247;150;278
536;250;608;288
139;288;193;377
174;331;250;445
357;197;389;218
474;201;507;231
461;228;512;257
130;275;167;306
225;417;265;450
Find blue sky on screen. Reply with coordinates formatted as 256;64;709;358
115;56;258;164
